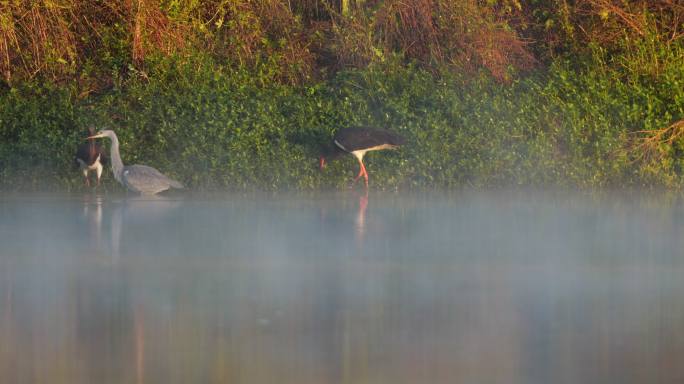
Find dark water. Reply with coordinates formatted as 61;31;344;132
1;191;684;383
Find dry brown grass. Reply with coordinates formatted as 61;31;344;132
0;1;78;83
570;0;684;77
6;0;680;87
575;0;684;42
327;0;536;81
0;0;315;85
0;0;187;84
126;0;187;66
191;0;315;84
630;119;684;163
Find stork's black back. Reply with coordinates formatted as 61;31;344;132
334;127;405;152
75;130;107;166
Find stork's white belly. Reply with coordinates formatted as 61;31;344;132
350;144;396;161
77;155;102;171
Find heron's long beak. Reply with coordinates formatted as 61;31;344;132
85;134;105;140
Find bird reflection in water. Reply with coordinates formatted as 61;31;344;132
80;194;121;261
78;196;163;383
135;305;145;384
107;195;183;261
2;273;11;334
355;191;369;244
81;194;104;253
111;202;122;261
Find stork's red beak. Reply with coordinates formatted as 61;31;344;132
319;157;327;170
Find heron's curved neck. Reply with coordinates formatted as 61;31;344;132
108;134;125;182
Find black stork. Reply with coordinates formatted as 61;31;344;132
75;127;108;187
320;126;405;188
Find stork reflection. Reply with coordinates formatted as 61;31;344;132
135;305;145;384
355;192;369;243
81;194;104;252
2;275;11;332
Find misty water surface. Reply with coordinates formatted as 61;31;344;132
1;191;684;383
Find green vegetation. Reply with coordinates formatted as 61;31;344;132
1;1;683;191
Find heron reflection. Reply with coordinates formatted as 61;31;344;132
107;196;184;260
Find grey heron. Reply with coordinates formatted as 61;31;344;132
87;130;184;195
319;126;405;188
75;127;108;187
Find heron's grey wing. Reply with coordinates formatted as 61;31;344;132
123;165;183;192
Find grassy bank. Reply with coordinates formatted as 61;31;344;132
1;53;684;192
1;1;683;191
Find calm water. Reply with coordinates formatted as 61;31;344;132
1;191;684;383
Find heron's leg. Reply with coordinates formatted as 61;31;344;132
83;170;90;187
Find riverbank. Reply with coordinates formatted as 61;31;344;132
2;58;683;192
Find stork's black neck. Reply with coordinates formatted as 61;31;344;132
321;142;346;160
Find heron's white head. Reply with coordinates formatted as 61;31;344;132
86;129;116;140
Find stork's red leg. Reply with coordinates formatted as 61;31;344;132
351;158;370;189
84;177;90;187
352;159;365;186
360;161;369;188
352;172;363;184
